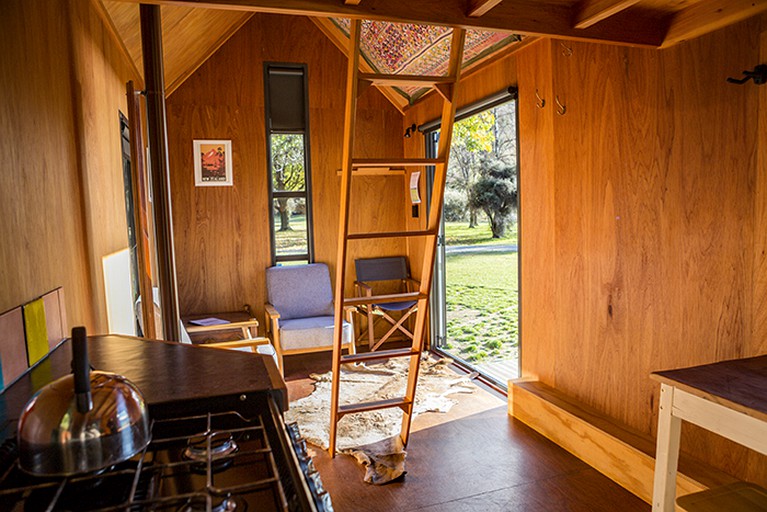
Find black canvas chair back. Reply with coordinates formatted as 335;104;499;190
355;256;410;283
354;256;419;350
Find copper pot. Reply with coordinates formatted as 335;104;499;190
17;327;150;476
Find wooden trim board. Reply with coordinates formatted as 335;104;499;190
509;381;736;506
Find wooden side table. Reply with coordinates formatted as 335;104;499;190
651;356;767;511
183;311;260;344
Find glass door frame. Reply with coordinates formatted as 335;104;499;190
422;87;521;388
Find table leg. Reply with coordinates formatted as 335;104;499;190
653;383;682;511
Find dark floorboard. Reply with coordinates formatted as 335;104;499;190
283;352;650;512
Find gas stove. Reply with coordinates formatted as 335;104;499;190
0;335;332;512
0;404;329;511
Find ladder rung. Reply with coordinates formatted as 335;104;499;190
352;158;444;168
359;73;454;87
344;292;427;307
341;348;420;364
347;229;436;240
338;397;412;417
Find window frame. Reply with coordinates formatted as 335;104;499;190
422;86;521;389
264;62;315;265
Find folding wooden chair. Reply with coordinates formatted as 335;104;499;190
354;256;420;351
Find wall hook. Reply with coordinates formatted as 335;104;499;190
555;95;567;116
727;64;767;85
560;42;573;57
535;89;545;109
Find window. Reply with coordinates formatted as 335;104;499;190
264;63;314;264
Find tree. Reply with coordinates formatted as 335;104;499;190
447;111;495;227
470;158;517;238
270;134;305;231
492;101;517;167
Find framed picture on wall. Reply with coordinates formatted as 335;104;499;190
194;139;233;186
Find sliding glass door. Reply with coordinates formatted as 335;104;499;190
427;90;520;388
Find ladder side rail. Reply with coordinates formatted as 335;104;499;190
329;18;362;457
400;27;467;446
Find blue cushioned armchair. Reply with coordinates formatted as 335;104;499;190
264;263;355;374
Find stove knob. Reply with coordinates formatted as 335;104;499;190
308;471;326;495
286;422;301;440
294;438;308;459
316;491;334;512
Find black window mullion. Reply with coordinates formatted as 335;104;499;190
265;63;314;266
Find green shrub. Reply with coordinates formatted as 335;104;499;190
444;188;468;222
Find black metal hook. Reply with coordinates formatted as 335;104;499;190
727;64;767;85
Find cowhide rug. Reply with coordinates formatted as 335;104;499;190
285;355;476;484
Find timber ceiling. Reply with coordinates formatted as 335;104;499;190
100;2;254;96
102;0;767;109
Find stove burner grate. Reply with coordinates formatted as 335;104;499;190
0;410;295;511
183;433;238;463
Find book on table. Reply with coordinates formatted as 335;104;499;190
188;317;230;327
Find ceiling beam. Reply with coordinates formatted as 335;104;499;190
116;0;666;47
572;0;640;30
344;0;362;4
662;0;767;48
467;0;503;18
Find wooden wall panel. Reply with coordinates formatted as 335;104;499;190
515;39;557;384
1;0;138;334
516;22;765;483
405;15;767;484
751;14;767;360
166;14;405;324
70;0;140;333
544;23;762;482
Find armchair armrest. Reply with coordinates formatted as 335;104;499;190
264;303;280;319
203;337;270;352
264;303;280;329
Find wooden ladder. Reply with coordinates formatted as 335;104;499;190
329;20;466;456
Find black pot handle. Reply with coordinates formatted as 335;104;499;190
71;326;92;414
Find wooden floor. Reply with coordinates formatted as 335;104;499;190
283;352;650;512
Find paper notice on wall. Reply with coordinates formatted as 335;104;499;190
410;171;421;204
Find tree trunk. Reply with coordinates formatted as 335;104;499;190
278;198;292;231
469;208;478;228
490;214;506;238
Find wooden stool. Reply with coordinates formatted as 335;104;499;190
677;482;767;512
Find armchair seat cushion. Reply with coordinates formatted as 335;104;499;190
279;316;352;351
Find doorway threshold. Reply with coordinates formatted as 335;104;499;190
433;347;518;394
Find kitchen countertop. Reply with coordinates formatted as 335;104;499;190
0;334;285;443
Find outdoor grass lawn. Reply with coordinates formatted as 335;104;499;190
445;250;518;363
444;221;518;246
274;214;308;254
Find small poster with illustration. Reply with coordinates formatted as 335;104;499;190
194;140;233;186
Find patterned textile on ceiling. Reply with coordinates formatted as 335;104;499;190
332;19;520;103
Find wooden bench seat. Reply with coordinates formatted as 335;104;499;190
510;380;736;505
